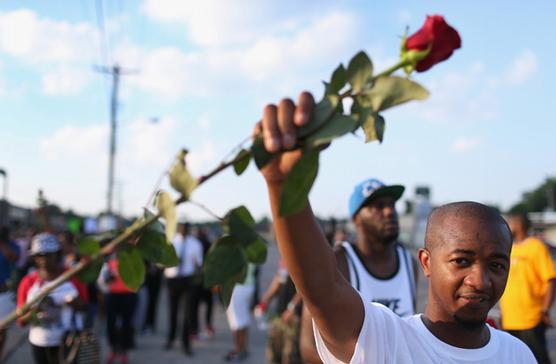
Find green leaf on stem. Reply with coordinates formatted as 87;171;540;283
305;113;358;148
296;94;339;138
219;265;248;307
359;76;429;111
346;51;373;93
251;135;274;170
156;191;177;242
117;248;145;291
77;238;100;257
141;209;165;235
360;110;386;143
203;236;247;288
233;149;251;176
169;149;198;200
245;238;267;264
137;229;179;267
325;64;347;95
77;258;103;283
279;150;319;216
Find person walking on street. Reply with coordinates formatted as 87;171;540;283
256;259;304;364
164;222;203;355
224;263;257;362
17;233;88;364
500;212;556;364
0;226;20;359
98;253;138;364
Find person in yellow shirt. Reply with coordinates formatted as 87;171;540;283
500;213;556;364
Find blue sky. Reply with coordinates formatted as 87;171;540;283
0;0;554;221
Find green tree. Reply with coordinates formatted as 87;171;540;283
508;177;556;213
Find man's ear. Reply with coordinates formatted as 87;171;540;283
418;248;431;278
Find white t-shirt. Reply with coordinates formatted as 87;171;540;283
164;233;203;278
314;296;536;364
26;280;80;347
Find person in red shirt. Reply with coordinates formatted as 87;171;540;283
98;253;138;364
17;233;88;364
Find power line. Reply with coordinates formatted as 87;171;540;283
94;65;137;214
94;0;111;66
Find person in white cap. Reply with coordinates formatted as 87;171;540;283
16;233;88;364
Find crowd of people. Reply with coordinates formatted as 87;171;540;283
0;173;555;364
0;94;555;364
0;220;227;364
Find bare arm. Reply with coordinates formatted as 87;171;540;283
260;93;363;362
259;273;283;306
542;279;555;326
300;248;351;364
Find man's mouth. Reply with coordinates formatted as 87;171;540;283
458;294;490;304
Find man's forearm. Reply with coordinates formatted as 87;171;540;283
267;183;363;363
267;184;340;306
543;279;556;312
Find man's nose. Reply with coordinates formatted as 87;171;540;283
464;264;491;291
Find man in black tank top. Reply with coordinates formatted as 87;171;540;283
300;178;418;364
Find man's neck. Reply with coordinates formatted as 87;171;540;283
354;237;397;277
355;235;395;257
39;268;62;281
422;309;490;349
513;232;528;244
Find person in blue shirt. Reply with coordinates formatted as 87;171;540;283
0;226;20;358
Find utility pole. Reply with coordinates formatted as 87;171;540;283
95;65;136;215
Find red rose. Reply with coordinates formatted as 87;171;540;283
405;15;461;72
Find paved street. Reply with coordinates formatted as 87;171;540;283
2;243;556;363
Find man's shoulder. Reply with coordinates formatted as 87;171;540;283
490;327;536;359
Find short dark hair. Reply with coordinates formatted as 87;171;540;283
509;212;531;232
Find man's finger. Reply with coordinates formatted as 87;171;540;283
294;91;315;126
252;121;262;139
262;104;281;153
278;98;296;149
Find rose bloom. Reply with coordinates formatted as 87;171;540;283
406;15;461;72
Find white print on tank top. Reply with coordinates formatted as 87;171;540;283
342;242;415;317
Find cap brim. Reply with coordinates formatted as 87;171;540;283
360;185;405;210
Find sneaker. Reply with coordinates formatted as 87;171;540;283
182;347;194;357
223;350;248;362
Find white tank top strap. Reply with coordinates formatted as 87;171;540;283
341;242;360;290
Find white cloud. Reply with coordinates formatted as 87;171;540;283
0;9;96;63
505;49;538;85
143;0;293;47
186;141;218;175
41;68;92;95
40;124;108;161
0;9;98;95
131;11;359;98
405;62;498;124
450;137;481;153
196;115;212;131
0;60;4;94
121;117;178;167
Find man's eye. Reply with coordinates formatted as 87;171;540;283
490;262;507;271
453;258;470;266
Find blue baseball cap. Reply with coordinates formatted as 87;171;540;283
348;178;405;219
